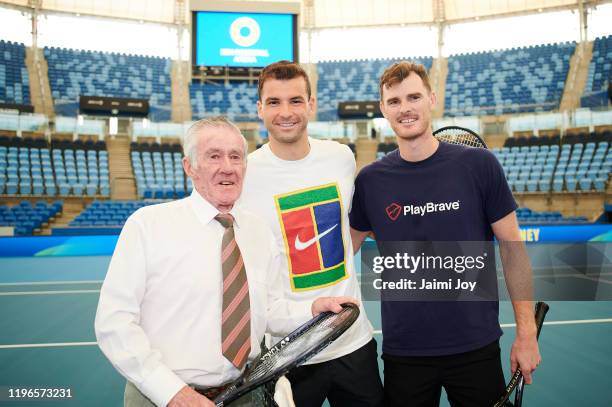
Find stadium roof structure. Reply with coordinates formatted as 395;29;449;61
0;0;608;27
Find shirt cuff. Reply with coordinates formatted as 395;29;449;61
138;364;186;407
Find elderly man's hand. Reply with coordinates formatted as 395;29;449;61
311;296;359;316
167;386;215;407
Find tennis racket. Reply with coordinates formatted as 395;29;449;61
213;303;360;406
493;301;550;407
433;125;488;149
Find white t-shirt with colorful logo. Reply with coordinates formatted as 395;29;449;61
241;137;373;364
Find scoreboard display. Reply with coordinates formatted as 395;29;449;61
190;0;300;70
192;10;296;68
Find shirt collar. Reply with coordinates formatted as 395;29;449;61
188;188;242;229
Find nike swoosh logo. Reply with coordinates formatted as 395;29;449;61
294;224;339;251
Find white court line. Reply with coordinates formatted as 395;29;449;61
372;318;612;334
0;290;100;296
1;319;612;350
497;272;612;280
0;342;97;349
576;275;612;285
0;280;103;286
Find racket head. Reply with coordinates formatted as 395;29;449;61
493;302;549;407
433;126;488;149
214;303;360;406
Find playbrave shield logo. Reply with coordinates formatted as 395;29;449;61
275;183;348;292
385;203;402;221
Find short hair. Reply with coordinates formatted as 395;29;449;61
258;60;312;100
182;116;247;168
379;61;432;100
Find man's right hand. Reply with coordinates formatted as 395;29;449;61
311;296;359;316
167;386;215;407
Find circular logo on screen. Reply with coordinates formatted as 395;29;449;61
229;17;261;47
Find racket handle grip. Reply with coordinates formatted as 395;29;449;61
534;301;549;339
511;302;548;382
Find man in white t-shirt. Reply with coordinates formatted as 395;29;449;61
241;61;383;407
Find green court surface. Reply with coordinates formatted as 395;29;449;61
1;256;611;406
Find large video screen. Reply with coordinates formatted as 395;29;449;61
192;11;296;68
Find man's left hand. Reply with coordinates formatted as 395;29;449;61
510;333;541;384
311;296;359;316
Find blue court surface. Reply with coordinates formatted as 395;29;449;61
0;254;611;406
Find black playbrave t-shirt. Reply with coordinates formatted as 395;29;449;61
350;141;517;356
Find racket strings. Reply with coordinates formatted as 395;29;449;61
214;305;359;405
246;308;355;381
436;132;485;148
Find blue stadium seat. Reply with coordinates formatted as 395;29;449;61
526;180;538;192
538;179;550;192
19;181;31;195
0;40;31;105
565;177;577;192
552;177;564;192
594;177;607;191
58;183;71;196
316;57;433;121
581;35;612;108
578;177;592;191
32;181;44;195
85;184;98;196
445;42;574;116
45;46;171;120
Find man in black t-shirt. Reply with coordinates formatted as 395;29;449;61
349;62;541;407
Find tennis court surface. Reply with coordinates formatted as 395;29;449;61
1;255;611;406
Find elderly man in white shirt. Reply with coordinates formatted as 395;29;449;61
95;117;354;407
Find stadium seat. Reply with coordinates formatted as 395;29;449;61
581;35;612;108
45;46;171;120
0;40;31;105
538;179;551;192
316;57;433;121
578;177;592;191
526;180;538;192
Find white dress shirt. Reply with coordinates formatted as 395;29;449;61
95;190;312;407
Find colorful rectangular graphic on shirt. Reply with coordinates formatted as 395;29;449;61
275;183;347;292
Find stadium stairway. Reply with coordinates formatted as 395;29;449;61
24;47;54;118
560;41;594;111
171;60;192;123
430;57;448;119
107;137;137;200
38;201;84;235
355;139;378;171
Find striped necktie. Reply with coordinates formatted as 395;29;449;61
215;213;251;370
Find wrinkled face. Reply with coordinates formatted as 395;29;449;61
257;77;315;145
380;72;436;141
183;126;246;212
